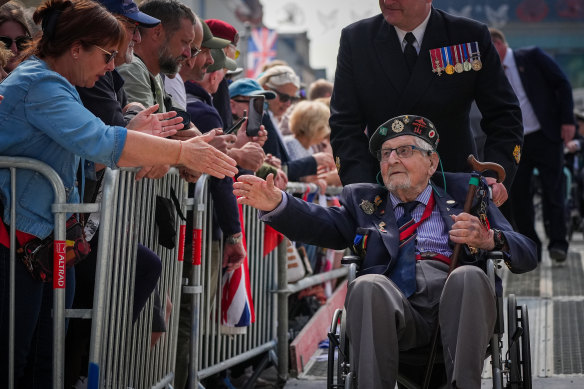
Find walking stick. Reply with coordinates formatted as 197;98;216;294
422;155;506;389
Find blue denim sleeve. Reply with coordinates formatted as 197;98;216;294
24;75;127;168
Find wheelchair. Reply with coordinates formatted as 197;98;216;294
327;253;532;389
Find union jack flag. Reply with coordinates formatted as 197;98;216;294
246;27;278;78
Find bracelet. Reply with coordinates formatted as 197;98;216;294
174;141;183;166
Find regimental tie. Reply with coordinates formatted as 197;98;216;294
389;195;435;298
403;32;418;74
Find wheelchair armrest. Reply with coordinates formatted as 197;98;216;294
341;255;362;266
342;255;361;283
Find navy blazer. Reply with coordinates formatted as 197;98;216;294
513;47;575;143
330;8;523;189
262;173;537;289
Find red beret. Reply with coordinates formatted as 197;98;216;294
205;19;239;45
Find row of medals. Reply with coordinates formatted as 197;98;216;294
435;57;481;75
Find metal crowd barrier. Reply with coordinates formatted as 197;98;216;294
89;167;186;388
185;175;279;388
2;157;349;388
0;156;72;389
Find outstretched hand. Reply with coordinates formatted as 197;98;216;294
181;130;238;179
126;104;183;137
449;212;495;251
233;174;283;212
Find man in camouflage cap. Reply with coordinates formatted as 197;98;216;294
234;114;537;389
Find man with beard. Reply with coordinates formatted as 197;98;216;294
118;0;195;113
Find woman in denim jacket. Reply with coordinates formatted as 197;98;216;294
0;0;238;386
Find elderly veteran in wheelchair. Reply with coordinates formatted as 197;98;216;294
234;114;537;389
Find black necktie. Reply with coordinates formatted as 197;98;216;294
404;32;418;74
397;201;418;230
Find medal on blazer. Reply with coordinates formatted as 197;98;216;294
359;200;375;215
470;41;482;71
452;45;463;73
462;43;472;71
430;48;444;76
442;46;455;75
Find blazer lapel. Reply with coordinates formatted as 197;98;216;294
513;52;531;98
374;21;409;94
398;8;448;112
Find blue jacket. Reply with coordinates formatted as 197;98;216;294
0;57;127;238
261;173;537;293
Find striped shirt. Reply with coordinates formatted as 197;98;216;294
390;186;452;258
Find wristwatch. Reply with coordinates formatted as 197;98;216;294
225;234;242;245
492;229;506;251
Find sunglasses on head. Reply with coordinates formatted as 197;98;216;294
270;88;298;103
0;35;31;51
94;45;118;64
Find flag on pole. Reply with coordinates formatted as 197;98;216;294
246;27;278;78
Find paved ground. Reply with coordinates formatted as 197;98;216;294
280;224;584;388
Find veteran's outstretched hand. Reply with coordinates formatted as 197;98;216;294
234;174;283;212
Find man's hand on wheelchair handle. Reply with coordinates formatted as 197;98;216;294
234;174;283;212
449;212;495;251
485;177;507;207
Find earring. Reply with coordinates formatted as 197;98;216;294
73;54;78;59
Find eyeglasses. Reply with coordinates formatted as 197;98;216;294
270;88;298;103
94;45;118;64
377;145;431;162
190;46;202;58
0;35;31;51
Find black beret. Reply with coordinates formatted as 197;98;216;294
369;114;440;158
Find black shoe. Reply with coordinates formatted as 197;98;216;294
549;247;567;262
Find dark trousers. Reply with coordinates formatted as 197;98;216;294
0;244;75;389
510;130;568;260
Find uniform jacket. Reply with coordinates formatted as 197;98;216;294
261;173;537;291
513;47;575;143
330;8;523;189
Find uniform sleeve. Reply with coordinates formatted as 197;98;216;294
473;25;524;189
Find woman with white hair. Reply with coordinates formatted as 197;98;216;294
256;65;335;182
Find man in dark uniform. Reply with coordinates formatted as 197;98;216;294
330;0;523;210
491;28;576;262
235;114;537;388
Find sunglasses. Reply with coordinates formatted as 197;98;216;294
270;88;298;103
94;45;118;64
0;35;31;51
190;46;201;58
232;98;251;104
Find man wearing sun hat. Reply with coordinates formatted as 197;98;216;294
234;114;537;389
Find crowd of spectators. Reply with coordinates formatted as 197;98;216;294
0;0;343;387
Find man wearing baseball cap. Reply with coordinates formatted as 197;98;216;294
235;114;537;389
206;19;242;129
118;0;195;113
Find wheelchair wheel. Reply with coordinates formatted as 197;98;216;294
519;305;532;389
338;308;352;388
507;295;521;389
327;309;342;389
507;294;532;389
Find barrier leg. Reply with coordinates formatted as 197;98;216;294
276;239;288;385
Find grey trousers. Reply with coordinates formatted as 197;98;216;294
345;261;496;389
